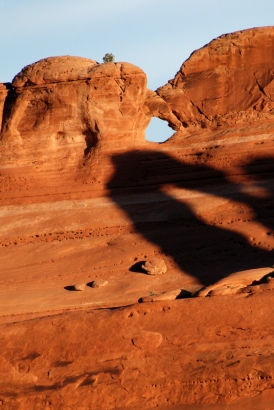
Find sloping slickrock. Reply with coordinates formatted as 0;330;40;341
2;295;274;408
197;268;273;297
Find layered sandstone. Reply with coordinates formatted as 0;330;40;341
0;56;149;193
1;27;274;409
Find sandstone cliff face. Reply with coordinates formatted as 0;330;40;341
0;56;149;191
2;56;148;148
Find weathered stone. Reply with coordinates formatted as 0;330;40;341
89;279;108;288
141;258;167;275
132;330;163;349
73;283;86;291
12;56;98;87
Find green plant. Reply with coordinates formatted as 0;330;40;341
103;53;115;63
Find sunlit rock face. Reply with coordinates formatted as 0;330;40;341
156;26;274;133
2;56;149;147
2;27;274;153
0;56;150;190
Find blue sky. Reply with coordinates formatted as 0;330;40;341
1;0;274;141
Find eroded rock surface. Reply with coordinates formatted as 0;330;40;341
141;258;167;275
0;57;149;192
73;283;86;291
89;279;108;288
157;26;274;132
139;288;186;302
1;297;274;409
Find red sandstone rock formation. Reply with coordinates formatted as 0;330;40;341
2;56;148;147
156;26;274;133
1;27;274;409
0;56;149;192
2;27;274;193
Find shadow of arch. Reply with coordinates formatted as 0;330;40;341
107;149;274;287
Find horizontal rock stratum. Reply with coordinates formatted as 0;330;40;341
1;27;274;409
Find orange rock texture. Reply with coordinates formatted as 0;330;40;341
1;27;274;409
157;26;274;131
0;56;149;194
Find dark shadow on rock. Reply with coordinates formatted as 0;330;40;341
251;269;274;286
106;149;274;287
83;129;98;157
129;261;146;273
1;83;15;134
175;289;192;299
64;285;77;291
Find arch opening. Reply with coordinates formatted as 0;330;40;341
145;117;172;143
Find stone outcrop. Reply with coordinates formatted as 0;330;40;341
156;26;274;132
12;56;99;87
2;27;274;157
2;56;149;148
0;57;149;192
2;27;274;194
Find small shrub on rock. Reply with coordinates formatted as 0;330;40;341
103;53;115;63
